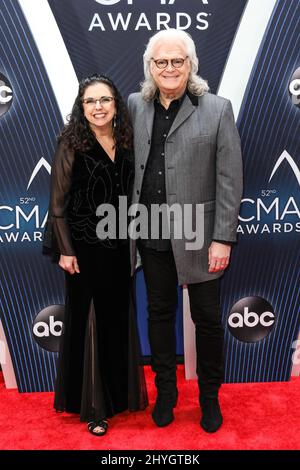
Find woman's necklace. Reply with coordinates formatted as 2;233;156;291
96;134;115;149
96;134;116;161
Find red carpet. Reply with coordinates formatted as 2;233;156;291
0;367;299;450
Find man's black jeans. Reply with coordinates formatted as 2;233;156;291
139;245;224;401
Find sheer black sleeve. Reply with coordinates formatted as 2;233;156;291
43;140;76;261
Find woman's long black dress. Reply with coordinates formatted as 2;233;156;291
43;139;148;422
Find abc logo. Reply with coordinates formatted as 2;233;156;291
227;297;275;343
32;305;64;352
289;67;300;108
0;72;13;117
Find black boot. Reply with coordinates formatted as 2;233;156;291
200;396;223;433
196;334;224;432
152;392;178;427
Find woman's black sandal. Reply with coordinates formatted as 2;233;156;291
87;419;108;436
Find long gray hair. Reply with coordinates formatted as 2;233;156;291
141;29;209;102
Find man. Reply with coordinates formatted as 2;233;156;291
128;29;243;433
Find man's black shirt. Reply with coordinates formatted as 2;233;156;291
139;93;186;250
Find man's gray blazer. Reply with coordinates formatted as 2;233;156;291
128;91;243;285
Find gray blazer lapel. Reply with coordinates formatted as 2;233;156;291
145;100;155;139
168;95;196;138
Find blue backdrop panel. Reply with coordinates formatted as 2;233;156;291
0;0;64;391
222;0;300;382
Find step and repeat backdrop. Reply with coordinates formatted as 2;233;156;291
0;0;299;392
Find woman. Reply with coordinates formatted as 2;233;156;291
43;74;148;436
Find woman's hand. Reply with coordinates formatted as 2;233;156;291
59;255;80;275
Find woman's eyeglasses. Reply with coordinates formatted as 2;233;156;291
151;57;188;69
82;96;115;106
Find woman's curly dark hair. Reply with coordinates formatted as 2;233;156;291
59;74;133;153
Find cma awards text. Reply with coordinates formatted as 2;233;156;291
89;0;211;31
89;12;210;32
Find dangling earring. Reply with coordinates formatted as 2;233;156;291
113;115;117;128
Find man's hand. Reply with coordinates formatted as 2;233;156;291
59;255;80;275
208;241;231;273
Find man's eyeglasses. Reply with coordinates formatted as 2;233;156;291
82;96;115;106
151;57;188;69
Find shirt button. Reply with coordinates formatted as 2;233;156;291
115;172;119;176
158;171;162;175
163;133;167;138
136;190;140;195
158;189;161;194
140;164;144;170
116;183;120;187
165;116;169;120
161;152;165;157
